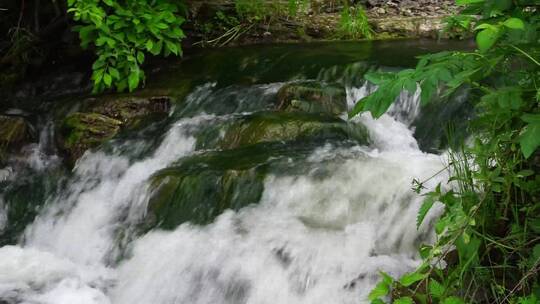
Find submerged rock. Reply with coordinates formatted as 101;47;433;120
59;113;122;162
220;111;366;149
277;81;347;116
146;141;318;229
145;111;370;230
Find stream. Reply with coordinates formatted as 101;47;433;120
0;40;472;304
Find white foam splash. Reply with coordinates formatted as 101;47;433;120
0;81;447;304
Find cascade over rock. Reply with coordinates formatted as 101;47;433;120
147;144;275;229
220;111;367;150
147;109;370;230
277;81;347;116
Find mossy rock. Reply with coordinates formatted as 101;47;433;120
86;95;171;125
277;81;347;116
59;112;122;162
147;145;274;230
220;111;367;150
146;141;326;230
0;115;30;152
57;95;171;163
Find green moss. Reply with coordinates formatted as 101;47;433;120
88;96;171;123
60;112;122;161
220;111;366;149
0;115;28;146
147;144;278;229
277;81;347;116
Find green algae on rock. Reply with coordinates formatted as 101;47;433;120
145;111;370;230
0;115;30;148
59;112;122;162
57;95;172;163
219;111;367;150
277;81;347;116
146;141;320;229
86;96;172;124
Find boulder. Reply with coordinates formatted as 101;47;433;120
146;140;332;229
146;144;274;229
59;112;122;162
220;111;366;150
145;111;370;230
57;95;172;163
277;81;347;116
86;95;171;124
0;115;30;150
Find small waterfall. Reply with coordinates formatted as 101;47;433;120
0;60;449;303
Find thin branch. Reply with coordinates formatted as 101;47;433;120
17;0;26;30
510;45;540;67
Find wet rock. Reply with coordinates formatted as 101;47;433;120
0;166;66;246
146;144;272;229
219;111;368;150
0;115;31;150
86;95;171;124
277;81;347;116
57;95;172;163
413;87;473;152
146;109;370;230
59;112;122;162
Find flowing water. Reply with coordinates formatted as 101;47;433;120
0;40;472;304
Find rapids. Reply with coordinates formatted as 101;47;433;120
0;40;471;304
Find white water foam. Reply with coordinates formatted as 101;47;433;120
0;114;215;303
0;82;447;304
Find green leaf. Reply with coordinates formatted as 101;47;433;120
365;72;395;85
442;296;466;304
503;18;525;30
523;114;540;124
476;26;500;52
128;70;140;92
417;195;436;229
155;23;169;29
108;67;120;80
395;297;414;304
519;120;540;158
150;40;163;56
146;40;154;52
399;271;426;287
529;244;540;268
368;281;390;301
517;295;539;304
103;73;112;87
137;51;145;64
380;271;393;285
165;41;180;56
429;279;445;298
